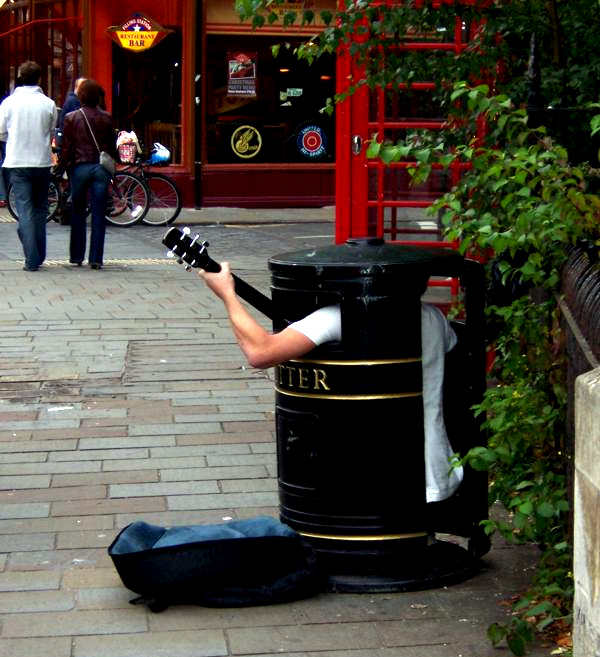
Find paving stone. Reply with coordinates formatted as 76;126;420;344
159;466;268;481
168;491;278;510
0;503;49;520
0;515;113;535
2;608;148;637
177;431;273;445
227;622;380;654
0;589;74;613
52;471;159;487
62;568;122;590
6;548;110;571
77;436;174;450
49;448;149;462
0;570;61;592
109;480;219;498
73;630;227;657
0;474;51;489
150;445;252;458
219;479;278;493
0;462;101;475
75;587;132;610
102;457;207;471
51;497;167;517
128;422;221;435
0;439;77;453
0;533;55;552
56;529;116;550
0;485;107;504
0;637;72;657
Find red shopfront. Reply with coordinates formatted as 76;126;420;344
0;0;334;208
200;0;336;208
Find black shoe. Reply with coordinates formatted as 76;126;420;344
90;263;102;270
23;266;39;272
70;260;83;266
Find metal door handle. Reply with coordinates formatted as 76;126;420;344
352;135;363;155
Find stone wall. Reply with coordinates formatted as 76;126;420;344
563;248;600;657
574;369;600;657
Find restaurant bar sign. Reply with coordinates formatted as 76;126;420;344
107;13;172;52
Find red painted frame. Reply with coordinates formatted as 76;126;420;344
335;0;486;252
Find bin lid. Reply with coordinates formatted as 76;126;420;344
269;238;464;279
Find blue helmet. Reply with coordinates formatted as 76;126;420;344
148;142;171;165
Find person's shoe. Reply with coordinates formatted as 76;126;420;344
90;263;102;270
23;266;39;272
70;260;83;266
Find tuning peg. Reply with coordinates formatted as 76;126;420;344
166;251;175;259
182;227;191;235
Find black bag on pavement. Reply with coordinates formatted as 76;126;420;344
108;516;324;612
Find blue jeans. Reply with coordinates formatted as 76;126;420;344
9;167;50;270
0;141;6;201
69;163;110;265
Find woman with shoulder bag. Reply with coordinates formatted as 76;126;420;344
57;79;116;269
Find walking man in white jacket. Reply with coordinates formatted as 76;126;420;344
0;61;57;271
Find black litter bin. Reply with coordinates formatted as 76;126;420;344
268;238;488;592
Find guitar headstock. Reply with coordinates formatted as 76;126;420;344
162;227;220;272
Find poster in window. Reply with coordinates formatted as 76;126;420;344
227;53;257;98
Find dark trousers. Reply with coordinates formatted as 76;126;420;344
9;167;50;270
69;163;110;265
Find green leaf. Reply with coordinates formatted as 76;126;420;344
537;501;555;518
487;623;506;646
506;634;526;657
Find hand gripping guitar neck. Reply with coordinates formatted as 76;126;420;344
163;226;285;324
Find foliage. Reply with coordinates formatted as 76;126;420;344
369;83;600;653
235;1;600;654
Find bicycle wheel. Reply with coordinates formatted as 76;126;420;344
106;172;148;226
141;172;182;226
7;180;60;222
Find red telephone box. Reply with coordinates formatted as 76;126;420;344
335;1;486;247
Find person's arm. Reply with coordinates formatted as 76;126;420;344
200;263;317;369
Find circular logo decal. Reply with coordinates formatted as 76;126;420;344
231;125;262;159
297;125;327;159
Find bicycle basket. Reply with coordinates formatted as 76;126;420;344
118;143;137;164
148;142;171;165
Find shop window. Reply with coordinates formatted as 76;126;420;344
205;35;335;164
112;30;182;164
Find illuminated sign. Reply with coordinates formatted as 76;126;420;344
297;124;327;159
231;125;262;159
107;13;171;52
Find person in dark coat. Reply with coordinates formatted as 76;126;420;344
58;79;116;269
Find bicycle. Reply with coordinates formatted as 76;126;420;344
117;149;182;226
8;170;149;227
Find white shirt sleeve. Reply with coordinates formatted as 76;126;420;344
288;304;341;346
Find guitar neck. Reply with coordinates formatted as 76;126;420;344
202;254;282;323
231;274;280;322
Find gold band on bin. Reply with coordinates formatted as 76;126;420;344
275;388;423;400
291;357;422;366
298;531;428;541
275;356;423;400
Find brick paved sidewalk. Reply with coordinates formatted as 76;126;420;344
0;216;551;657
